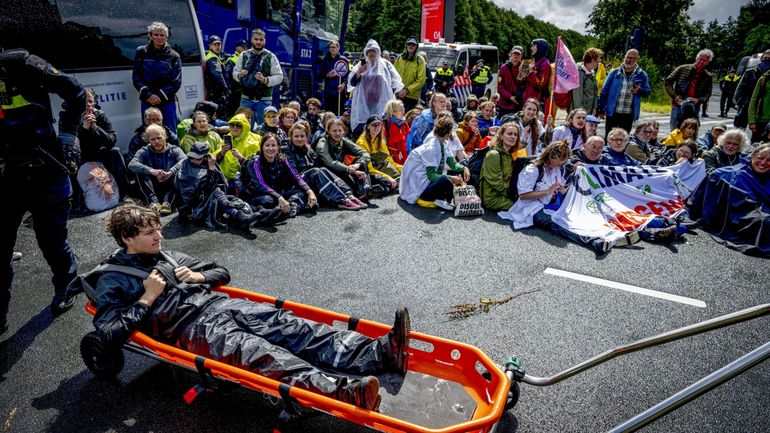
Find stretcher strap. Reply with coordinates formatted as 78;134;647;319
278;383;300;417
347;316;360;331
274;299;285;309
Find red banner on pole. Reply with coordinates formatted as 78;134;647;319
420;0;445;42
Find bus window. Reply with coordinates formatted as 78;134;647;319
419;47;459;71
263;0;295;25
455;50;468;75
468;48;482;69
0;0;202;70
301;0;345;38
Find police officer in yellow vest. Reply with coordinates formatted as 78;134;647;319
469;59;491;98
435;60;454;96
719;68;739;118
0;48;86;333
204;35;231;118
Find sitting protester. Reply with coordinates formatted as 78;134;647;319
456;111;483;156
480;122;528;210
550;108;588;151
504;98;545;156
240;133;318;219
316;119;385;200
662;118;699;147
564;136;614;180
277;107;298;138
128;107;180;161
626;120;656;163
301;98;322;135
256;106;287;142
408;93;448;151
382;99;411;165
214;113;261;188
648;139;698;166
180;111;224;154
695;124;726;154
585;114;601;138
356;115;401;190
284;124;366;210
691;143;770;256
312;112;338;148
76;88;129;206
128;124;185;215
605;128;641;166
477;101;500;138
399;112;470;210
89;203;411;411
177;101;229;141
174;142;279;229
702;128;748;174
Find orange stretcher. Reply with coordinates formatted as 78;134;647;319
80;286;518;433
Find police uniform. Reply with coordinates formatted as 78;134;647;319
470;62;491;98
204;36;231;118
434;66;454;95
0;49;86;330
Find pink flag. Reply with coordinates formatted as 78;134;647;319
553;37;580;93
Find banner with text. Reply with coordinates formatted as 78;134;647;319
551;161;706;242
420;0;445;42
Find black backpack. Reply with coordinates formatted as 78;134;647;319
508;156;543;203
465;146;492;188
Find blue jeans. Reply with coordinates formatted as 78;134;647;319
240;98;270;130
533;210;603;252
669;106;681;131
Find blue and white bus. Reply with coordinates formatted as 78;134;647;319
1;0;206;151
194;0;351;105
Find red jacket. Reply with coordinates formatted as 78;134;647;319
523;57;551;104
383;117;410;164
497;61;522;111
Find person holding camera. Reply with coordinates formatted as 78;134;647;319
233;28;283;129
597;49;651;140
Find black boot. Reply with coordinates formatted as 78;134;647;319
51;294;78;316
252;207;286;227
388;307;411;375
335;376;381;411
232;210;259;230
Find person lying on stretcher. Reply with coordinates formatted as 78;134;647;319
92;203;410;411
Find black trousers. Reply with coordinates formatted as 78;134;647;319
720;92;735;116
604;111;635;140
177;298;393;395
1;175;77;312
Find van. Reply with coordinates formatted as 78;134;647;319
419;42;499;103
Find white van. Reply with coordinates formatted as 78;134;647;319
0;0;205;151
419;41;500;100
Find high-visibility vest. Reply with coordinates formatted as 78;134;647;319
473;66;489;84
437;68;453;77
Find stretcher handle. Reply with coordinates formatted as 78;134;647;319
518;303;770;386
607;340;770;433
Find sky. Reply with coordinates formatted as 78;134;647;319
490;0;746;34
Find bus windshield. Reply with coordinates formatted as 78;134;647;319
0;0;202;71
302;0;346;39
420;47;459;71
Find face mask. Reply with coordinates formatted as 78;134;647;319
759;59;770;72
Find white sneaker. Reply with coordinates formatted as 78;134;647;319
434;199;454;210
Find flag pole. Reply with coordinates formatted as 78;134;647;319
548;36;560;128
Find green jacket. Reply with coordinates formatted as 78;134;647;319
480;143;514;210
394;53;427;101
748;70;770;125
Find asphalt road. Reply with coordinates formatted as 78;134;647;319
2;184;769;433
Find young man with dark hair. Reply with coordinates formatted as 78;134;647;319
91;203;410;411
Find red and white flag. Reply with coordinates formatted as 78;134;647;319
553;37;579;93
452;67;472;107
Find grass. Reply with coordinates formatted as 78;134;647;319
640;85;672;114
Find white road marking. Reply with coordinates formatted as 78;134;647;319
544;267;707;308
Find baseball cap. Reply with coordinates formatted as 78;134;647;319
366;115;383;127
406;36;418;45
235;39;249;48
188;141;210;159
585;115;601;124
208;35;221;45
511;45;524;54
712;123;727;131
263;106;278;115
476;59;485;65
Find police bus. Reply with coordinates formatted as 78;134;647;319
194;0;350;106
419;41;500;101
0;0;206;151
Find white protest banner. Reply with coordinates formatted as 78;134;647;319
551;161;706;242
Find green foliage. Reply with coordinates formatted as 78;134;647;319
347;0;594;61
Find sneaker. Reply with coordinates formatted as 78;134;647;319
159;202;173;216
350;196;368;209
616;231;641;246
652;225;679;243
12;252;22;262
389;307;411;375
51;294;77;316
366;184;386;200
337;198;361;210
592;239;612;255
433;199;454;211
336;376;381;411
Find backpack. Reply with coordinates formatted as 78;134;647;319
240;50;269;96
508;156;543;203
465;146;492;188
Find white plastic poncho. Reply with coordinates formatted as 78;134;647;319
348;39;404;132
399;134;450;204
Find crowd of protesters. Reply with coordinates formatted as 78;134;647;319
75;21;770;256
